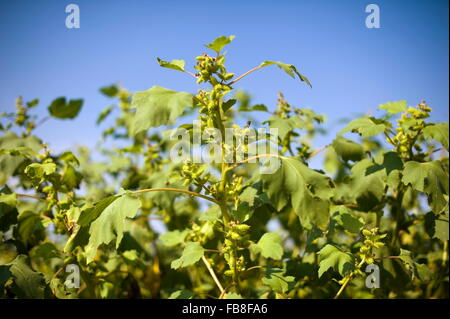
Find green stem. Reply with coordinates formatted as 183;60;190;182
131;187;219;205
334;257;366;299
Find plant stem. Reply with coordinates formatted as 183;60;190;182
16;193;47;202
442;240;448;266
131;187;219;205
202;256;225;296
334;276;351;299
227;65;265;86
334;257;366;299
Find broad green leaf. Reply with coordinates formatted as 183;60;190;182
77;196;119;227
331;206;364;234
425;211;449;241
64;226;89;253
349;159;387;210
132;86;193;134
9;255;47;298
423;123;449;150
48;97;83;119
402;161;449;213
317;244;355;278
332;136;364;162
415;263;432;283
0;132;41;184
199;205;221;222
255;232;283;260
398;249;432;283
157;58;185;72
160;230;189;247
24;162;56;185
262;156;333;229
31;243;60;259
205;35;235;53
86;194;141;263
99;85;119;97
378;100;407;114
0;193;18;232
339;117;388;138
14;211;46;247
264;115;305;140
61;164;82;190
260;61;311;87
222;99;236;112
59;151;80;166
262;267;295;293
171;242;204;269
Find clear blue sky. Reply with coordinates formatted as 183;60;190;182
0;0;448;153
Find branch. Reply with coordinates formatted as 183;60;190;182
130;187;219;205
310;144;329;158
16;193;47;202
227;64;265;86
202;256;225;295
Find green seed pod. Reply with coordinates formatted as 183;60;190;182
362;229;372;237
234;224;250;233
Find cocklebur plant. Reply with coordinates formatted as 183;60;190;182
0;36;448;299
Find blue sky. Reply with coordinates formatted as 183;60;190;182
0;0;448;154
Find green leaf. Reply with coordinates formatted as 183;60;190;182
222;99;236;112
0;192;18;232
423;123;449;150
99;85;119;97
85;194;142;263
378;100;407;115
205;35;235;53
171;242;205;269
264;115;305;140
96;105;115;125
262;267;295;293
332;136;364;162
9;255;47;298
199;205;221;222
317;244;355;278
131;86;193;134
425;211;449;241
157;58;185;72
239;104;268;112
26;98;39;108
349;159;387;210
260;61;311;87
0;265;12;295
331;206;364;234
339;117;388;138
402;161;449;213
262;156;333;230
61;164;82;190
14;211;46;247
255;232;283;260
24;162;56;185
168;290;194;299
160;230;189;247
48;97;83;119
77;196;119;227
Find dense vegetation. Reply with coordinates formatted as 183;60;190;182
0;36;448;299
